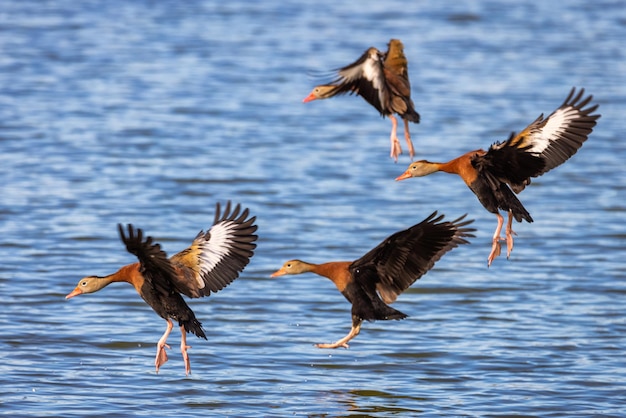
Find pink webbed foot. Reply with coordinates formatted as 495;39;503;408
315;341;350;349
314;324;361;349
390;138;403;162
180;327;192;376
155;319;174;374
505;229;516;259
487;238;502;267
155;342;170;373
403;119;415;160
488;213;506;267
181;346;191;376
389;114;403;162
505;213;516;259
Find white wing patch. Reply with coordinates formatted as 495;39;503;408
361;50;385;93
193;220;239;288
528;106;580;153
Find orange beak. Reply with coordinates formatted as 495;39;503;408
302;92;317;103
270;268;286;278
65;287;83;299
395;170;411;181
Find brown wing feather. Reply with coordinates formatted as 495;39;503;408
475;132;545;193
383;39;409;76
529;87;600;175
476;87;600;193
117;223;177;298
316;47;387;115
382;39;419;122
169;202;258;298
349;212;475;304
384;74;420;122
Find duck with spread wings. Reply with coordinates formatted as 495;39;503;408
304;39;420;162
66;201;258;375
271;212;474;348
396;88;600;266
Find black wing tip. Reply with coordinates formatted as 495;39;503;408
117;223;126;239
423;210;444;224
118;223;144;245
217;202;258;237
447;214;477;242
424;211;475;230
451;213;476;229
214;200;256;223
563;87;601;119
199;202;258;250
205;202;259;280
418;212;476;245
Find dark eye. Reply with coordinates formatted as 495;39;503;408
81;281;88;286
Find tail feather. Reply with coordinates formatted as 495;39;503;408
180;317;207;339
379;304;408;321
403;108;420;124
496;184;533;223
356;296;408;322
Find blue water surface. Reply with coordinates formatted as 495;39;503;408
0;0;625;416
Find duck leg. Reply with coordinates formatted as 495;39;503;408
180;326;192;376
505;211;516;259
402;117;415;160
388;114;403;162
315;320;362;349
155;319;173;373
488;213;505;267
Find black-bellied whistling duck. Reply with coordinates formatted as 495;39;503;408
396;88;600;267
66;202;257;375
270;212;474;349
303;39;420;162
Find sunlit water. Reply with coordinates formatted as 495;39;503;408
1;1;625;416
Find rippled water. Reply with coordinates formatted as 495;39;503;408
1;0;625;416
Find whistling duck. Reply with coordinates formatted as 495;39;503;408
66;202;257;375
396;88;600;267
303;39;420;162
271;212;474;349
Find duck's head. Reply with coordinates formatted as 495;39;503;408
270;260;313;277
395;160;439;180
65;276;109;299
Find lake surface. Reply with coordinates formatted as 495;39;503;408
1;0;625;416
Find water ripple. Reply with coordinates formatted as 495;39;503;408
1;0;625;416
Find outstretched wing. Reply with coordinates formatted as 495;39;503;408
527;87;600;175
475;87;600;193
118;223;177;297
170;201;258;298
472;131;545;193
349;212;475;304
327;46;388;115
